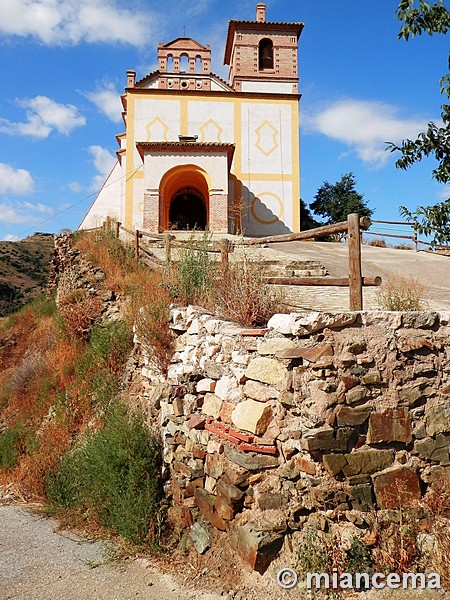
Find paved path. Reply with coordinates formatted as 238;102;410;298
270;241;450;312
0;505;221;600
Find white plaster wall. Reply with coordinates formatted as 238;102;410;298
240;102;293;175
188;100;235;143
78;161;123;229
241;81;294;94
134;98;181;142
240;178;293;236
143;152;230;192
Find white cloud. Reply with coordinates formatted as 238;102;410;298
89;145;116;191
305;99;429;167
83;81;123;123
0;163;35;195
437;183;450;201
21;201;53;214
0;0;155;47
0;96;86;139
3;234;20;241
0;202;41;225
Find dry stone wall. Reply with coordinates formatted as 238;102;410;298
134;307;450;573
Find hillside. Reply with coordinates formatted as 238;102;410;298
0;233;54;316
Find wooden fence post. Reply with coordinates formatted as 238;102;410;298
221;239;230;271
348;213;363;310
135;230;140;262
164;232;172;264
115;221;120;239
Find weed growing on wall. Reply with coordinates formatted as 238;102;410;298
215;254;284;326
164;230;216;306
376;274;426;310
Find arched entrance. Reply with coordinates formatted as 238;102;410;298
159;164;211;231
169;187;207;230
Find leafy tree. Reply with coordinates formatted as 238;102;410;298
310;173;373;224
387;0;450;244
300;199;320;230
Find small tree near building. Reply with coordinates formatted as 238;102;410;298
310;173;373;224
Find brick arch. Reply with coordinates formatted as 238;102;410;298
159;164;211;230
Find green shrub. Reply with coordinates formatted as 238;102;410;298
0;424;23;470
165;230;215;305
46;402;164;545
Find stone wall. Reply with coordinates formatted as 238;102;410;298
134;307;450;572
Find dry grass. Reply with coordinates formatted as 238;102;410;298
376;274;427;311
214;256;285;327
126;269;174;374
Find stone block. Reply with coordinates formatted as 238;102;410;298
215;376;241;402
342;449;394;477
346;385;368;405
296;456;317;475
373;466;422;509
323;453;347;476
303;426;354;453
349;483;375;511
267;313;291;334
426;403;450;437
286;344;334;363
231;399;273;436
219;401;234;424
194;487;226;531
360;370;382;385
190;522;212;554
245;357;290;388
401;312;439;329
336;404;372;426
257;337;295;355
236;522;284;574
396;331;434;353
367;408;412;444
243;380;279;402
224;446;279;471
202;393;223;419
196;378;216;393
215;479;245;520
205;453;224;479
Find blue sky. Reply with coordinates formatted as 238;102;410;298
0;0;448;240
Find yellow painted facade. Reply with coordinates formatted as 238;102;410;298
80;3;303;236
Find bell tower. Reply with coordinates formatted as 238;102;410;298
224;3;303;93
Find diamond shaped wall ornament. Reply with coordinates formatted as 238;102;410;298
145;117;170;141
199;118;223;142
255;121;279;156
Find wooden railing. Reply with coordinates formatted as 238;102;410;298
366;219;432;252
95;214;380;311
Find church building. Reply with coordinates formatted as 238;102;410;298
79;4;303;236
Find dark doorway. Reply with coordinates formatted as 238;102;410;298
169;187;207;230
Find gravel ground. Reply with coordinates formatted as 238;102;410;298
0;504;222;600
